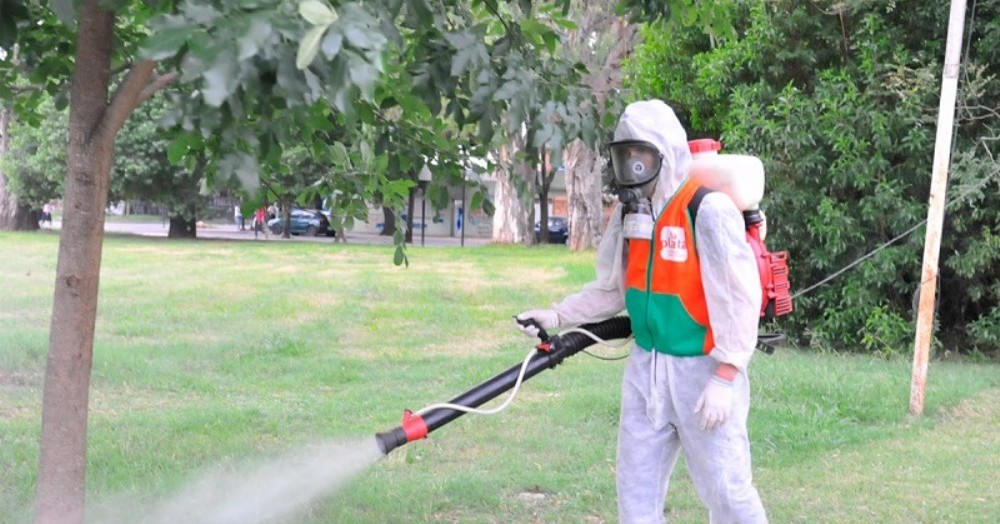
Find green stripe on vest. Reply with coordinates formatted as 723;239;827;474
625;288;707;356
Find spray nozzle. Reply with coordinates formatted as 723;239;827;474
375;410;428;455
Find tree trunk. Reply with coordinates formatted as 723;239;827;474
167;214;197;238
492;138;536;245
35;1;163;521
281;204;291;239
538;161;551;244
0;106;15;228
492;168;522;243
35;6;116;523
405;187;415;243
381;206;396;236
516;145;537;246
564;139;604;250
561;12;637;251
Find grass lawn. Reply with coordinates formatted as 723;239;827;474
1;230;998;523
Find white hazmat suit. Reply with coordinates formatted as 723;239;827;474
517;100;767;523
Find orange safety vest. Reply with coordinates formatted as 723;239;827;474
624;179;715;356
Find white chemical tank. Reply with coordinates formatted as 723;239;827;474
687;139;764;212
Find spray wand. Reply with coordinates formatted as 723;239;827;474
374;316;634;455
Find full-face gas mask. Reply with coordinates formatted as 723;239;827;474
610;140;662;239
610;139;662;203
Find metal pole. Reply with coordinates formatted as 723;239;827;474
420;190;426;247
910;0;967;416
461;182;466;247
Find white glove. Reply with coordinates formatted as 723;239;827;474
514;309;560;338
694;376;735;431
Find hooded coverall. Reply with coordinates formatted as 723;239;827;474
544;100;767;523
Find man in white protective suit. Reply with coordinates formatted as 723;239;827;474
515;99;767;524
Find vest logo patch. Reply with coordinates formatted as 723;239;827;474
659;226;688;262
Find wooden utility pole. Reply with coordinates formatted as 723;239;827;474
910;0;968;416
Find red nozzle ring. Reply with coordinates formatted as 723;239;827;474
401;410;429;442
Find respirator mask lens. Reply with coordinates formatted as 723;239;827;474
610;140;662;189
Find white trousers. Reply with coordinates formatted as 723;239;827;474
616;346;767;524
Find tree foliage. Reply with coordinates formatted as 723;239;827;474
5;93;211;230
3;99;66;208
628;0;1000;354
1;0;602;244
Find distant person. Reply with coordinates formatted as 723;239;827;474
234;204;244;231
40;203;53;227
254;207;267;239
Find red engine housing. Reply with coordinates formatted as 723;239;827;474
746;222;793;320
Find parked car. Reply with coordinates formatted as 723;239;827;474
268;208;334;237
534;216;569;244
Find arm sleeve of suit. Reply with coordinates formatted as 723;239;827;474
695;193;762;374
551;204;628;325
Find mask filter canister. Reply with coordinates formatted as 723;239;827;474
623;199;654;240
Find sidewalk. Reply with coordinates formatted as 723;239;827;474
67;219;491;247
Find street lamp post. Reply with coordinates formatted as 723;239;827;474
460;175;466;248
418;165;432;247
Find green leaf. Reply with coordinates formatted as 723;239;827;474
481;196;495;217
237;17;273;61
320;30;343;59
167;136;190;164
451;47;476;77
494;80;519;101
387;178;413;198
519;19;547;47
181;3;221;25
392;230;409;266
330;141;351;168
202;50;239;106
299;0;338;26
296;25;327;69
347;52;379;99
217;152;260;191
139;26;194;61
552;17;577;31
358;138;373;168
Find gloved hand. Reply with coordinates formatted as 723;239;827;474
514;309;560;338
694;376;735;431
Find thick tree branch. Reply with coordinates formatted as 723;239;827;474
138;71;178;105
102;60;156;138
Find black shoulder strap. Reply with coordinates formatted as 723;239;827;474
687;186;713;232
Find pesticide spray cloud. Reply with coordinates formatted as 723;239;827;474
90;437;382;524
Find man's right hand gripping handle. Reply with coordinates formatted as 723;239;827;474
514;310;560;341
